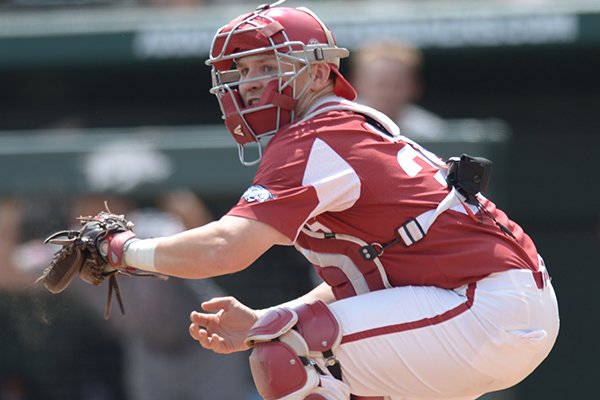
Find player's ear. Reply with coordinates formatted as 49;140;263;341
310;63;332;90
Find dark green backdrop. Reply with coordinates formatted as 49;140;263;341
1;6;599;399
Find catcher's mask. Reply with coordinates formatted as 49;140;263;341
206;0;356;166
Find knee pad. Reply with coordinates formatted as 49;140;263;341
245;301;343;400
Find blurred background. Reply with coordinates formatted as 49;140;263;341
0;0;598;399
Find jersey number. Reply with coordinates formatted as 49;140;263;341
396;145;447;186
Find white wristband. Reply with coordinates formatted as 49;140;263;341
124;238;161;272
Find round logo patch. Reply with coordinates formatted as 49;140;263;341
242;185;275;203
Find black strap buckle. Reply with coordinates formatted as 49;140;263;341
313;47;325;61
323;349;342;380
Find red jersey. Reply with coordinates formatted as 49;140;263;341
228;97;540;300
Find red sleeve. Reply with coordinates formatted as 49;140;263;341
226;131;320;241
227;184;319;241
227;112;364;242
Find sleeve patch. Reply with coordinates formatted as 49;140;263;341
241;185;276;203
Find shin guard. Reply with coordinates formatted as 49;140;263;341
245;301;344;400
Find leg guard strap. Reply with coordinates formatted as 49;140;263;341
293;301;343;380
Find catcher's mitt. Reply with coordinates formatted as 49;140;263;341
36;207;166;319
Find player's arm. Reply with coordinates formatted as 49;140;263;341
255;281;336;317
296;281;336;304
123;215;291;279
189;283;336;353
278;282;335;307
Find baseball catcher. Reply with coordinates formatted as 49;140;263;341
36;205;166;319
36;2;559;398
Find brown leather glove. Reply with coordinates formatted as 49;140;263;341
36;208;165;319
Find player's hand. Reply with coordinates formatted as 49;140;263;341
189;296;260;354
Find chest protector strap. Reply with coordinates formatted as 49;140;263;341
245;301;343;400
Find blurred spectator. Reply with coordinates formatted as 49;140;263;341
73;141;258;400
0;195;124;400
350;40;448;140
1;192;257;400
0;141;257;400
0;199;30;290
66;191;256;400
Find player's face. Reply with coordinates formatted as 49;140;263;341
235;53;306;107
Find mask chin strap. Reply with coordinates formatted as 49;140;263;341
238;139;265;167
236;86;298;166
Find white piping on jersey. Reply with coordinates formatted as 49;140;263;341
399;187;466;246
290;96;480;287
306;98;476;224
296;246;371;295
364;122;398;143
297;96;447;171
298;226;393;294
295;96;401;138
296;190;474;295
302;138;361;214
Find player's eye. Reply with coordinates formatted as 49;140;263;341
238;67;249;77
261;65;275;74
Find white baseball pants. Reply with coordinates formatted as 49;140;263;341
326;266;559;400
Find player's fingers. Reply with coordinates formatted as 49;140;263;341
190;310;203;323
197;331;229;354
197;330;213;350
208;333;230;354
190;310;217;328
188;322;201;341
189;323;215;350
201;296;235;312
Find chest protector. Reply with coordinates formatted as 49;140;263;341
295;98;463;297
